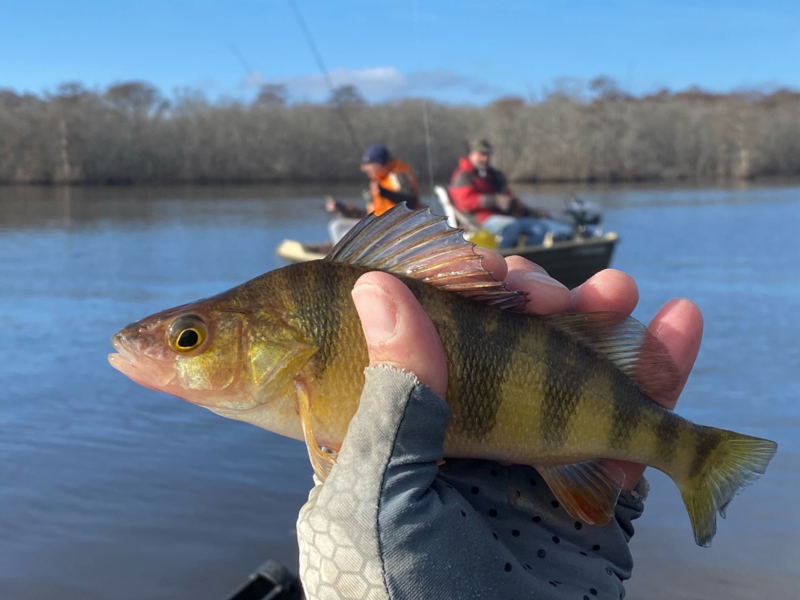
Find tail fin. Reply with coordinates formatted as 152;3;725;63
678;428;777;547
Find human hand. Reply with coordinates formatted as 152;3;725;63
498;257;703;489
348;257;701;488
324;195;338;213
297;257;703;599
494;193;515;213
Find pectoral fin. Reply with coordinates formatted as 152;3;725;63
536;460;626;526
296;379;338;481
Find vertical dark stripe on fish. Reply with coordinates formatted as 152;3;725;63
451;299;524;440
654;410;682;464
541;326;589;449
608;372;643;452
689;426;723;479
297;262;342;379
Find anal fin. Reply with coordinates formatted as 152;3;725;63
536;460;626;526
296;379;338;481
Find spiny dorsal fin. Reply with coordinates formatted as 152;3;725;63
326;203;528;311
544;312;681;399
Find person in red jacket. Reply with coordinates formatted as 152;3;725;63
449;139;550;248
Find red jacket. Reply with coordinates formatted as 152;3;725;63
448;157;516;224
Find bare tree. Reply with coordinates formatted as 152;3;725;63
327;85;366;108
105;81;164;118
1;78;799;185
255;83;289;108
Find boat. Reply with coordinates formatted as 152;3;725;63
223;559;302;600
276;187;619;290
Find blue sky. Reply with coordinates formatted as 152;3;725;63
1;0;798;104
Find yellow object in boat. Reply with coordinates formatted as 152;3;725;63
466;228;498;250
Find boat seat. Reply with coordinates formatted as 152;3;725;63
434;186;480;231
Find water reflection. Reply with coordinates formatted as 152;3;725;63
3;180;799;232
1;182;798;600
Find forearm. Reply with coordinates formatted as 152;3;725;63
451;186;488;213
336;202;367;218
377;186;419;207
478;193;501;210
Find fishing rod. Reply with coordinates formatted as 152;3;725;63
287;0;363;153
230;44;254;78
420;98;436;197
288;0;437;196
412;0;436;197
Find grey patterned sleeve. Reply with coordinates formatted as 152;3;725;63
297;366;645;600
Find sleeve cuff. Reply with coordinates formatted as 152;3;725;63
615;476;648;542
478;194;496;209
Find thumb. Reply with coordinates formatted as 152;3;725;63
351;271;448;399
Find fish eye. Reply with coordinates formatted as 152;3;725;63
168;315;208;354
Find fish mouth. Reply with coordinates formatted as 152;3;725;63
108;333;239;410
108;333;176;392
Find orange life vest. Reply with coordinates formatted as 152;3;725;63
369;158;420;216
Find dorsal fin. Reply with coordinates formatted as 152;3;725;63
326;203;528;311
544;312;681;398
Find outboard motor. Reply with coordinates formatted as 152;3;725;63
565;196;603;238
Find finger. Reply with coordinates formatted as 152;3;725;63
474;248;508;282
504;255;570;315
352;271;448;398
570;269;639;315
562;268;642;489
616;298;704;488
646;298;704;409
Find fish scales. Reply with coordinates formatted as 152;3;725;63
278;260;696;473
109;204;777;546
217;259;751;480
281;263;367;443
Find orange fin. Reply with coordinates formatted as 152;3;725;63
296;380;338;481
536;460;626;526
543;312;681;399
325;203;528;311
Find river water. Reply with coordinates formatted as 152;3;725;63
1;183;798;599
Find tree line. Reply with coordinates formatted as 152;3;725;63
1;77;799;185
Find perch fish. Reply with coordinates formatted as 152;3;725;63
109;204;777;546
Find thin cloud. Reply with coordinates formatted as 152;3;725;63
272;66;503;99
240;69;266;89
404;69;505;97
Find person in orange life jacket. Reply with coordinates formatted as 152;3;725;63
326;144;421;243
449;138;550;249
